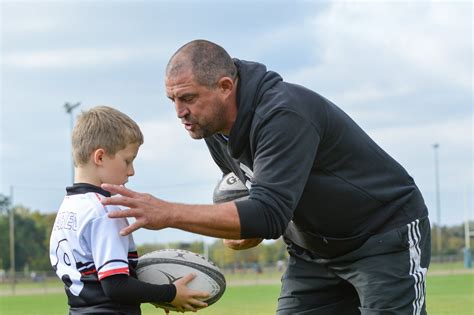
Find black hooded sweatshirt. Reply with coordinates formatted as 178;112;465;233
205;59;427;258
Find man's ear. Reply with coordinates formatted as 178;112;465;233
93;148;106;165
217;76;234;94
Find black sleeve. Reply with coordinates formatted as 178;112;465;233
101;274;176;304
235;109;320;239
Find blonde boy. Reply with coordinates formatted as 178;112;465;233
50;106;208;314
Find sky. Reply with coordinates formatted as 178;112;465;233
1;0;472;245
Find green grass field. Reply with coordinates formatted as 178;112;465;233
1;273;473;315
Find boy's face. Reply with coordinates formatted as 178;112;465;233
98;142;140;185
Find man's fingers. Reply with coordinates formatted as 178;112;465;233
223;238;263;250
101;194;137;207
101;183;138;197
223;239;242;249
107;207;135;218
119;220;143;236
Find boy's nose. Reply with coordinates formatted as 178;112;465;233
128;165;135;176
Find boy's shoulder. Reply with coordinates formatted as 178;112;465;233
63;183;114;216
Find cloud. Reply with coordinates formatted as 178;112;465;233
1;0;471;235
368;116;473;188
138;117;213;170
1;1;62;34
132;114;222;196
1;46;172;69
337;83;412;106
287;1;472;101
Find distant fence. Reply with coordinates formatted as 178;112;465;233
431;253;466;264
0;266;283;296
0;270;56;283
0;271;62;296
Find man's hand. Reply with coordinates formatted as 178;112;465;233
101;184;173;236
101;183;243;239
223;238;263;250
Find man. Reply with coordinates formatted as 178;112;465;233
102;40;430;314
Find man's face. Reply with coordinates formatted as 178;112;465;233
165;69;228;139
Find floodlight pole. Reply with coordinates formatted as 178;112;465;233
64;102;81;184
9;185;15;294
465;186;471;250
432;143;442;255
464;185;473;268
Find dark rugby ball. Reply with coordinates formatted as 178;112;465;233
213;172;249;203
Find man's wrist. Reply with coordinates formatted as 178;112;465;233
166;201;181;228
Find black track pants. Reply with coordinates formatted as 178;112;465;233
277;217;431;315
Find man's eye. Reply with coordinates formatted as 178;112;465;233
182;96;195;102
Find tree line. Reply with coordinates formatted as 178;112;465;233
0;195;472;273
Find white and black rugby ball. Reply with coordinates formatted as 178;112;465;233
213;172;249;203
136;249;226;311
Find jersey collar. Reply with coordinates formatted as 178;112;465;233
66;183;112;197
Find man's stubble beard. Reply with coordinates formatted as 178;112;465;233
188;101;228;140
187;121;219;139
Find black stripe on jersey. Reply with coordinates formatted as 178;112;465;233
128;251;138;269
128;251;138;258
75;262;99;281
97;259;129;272
67;183;111;197
76;261;94;271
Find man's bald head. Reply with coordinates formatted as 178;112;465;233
166;40;237;87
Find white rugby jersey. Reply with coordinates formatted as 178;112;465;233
50;183;138;309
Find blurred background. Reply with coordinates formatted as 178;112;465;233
0;1;472;312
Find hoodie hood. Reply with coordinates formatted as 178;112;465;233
228;59;282;158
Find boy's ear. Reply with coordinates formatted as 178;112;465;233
93;148;106;165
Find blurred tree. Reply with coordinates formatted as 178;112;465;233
0;212;8;270
0;193;12;271
1;204;471;272
0;205;54;271
136;243;167;255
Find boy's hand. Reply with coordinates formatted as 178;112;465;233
171;273;209;312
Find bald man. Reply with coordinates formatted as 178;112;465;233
103;40;430;315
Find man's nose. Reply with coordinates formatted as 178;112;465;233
175;101;189;118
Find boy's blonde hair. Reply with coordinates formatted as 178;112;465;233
72;106;144;166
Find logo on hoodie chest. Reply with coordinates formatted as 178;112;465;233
239;162;254;189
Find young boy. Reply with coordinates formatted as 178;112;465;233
49;106;208;314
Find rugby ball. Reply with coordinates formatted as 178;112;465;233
136;249;226;311
213;172;249;203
